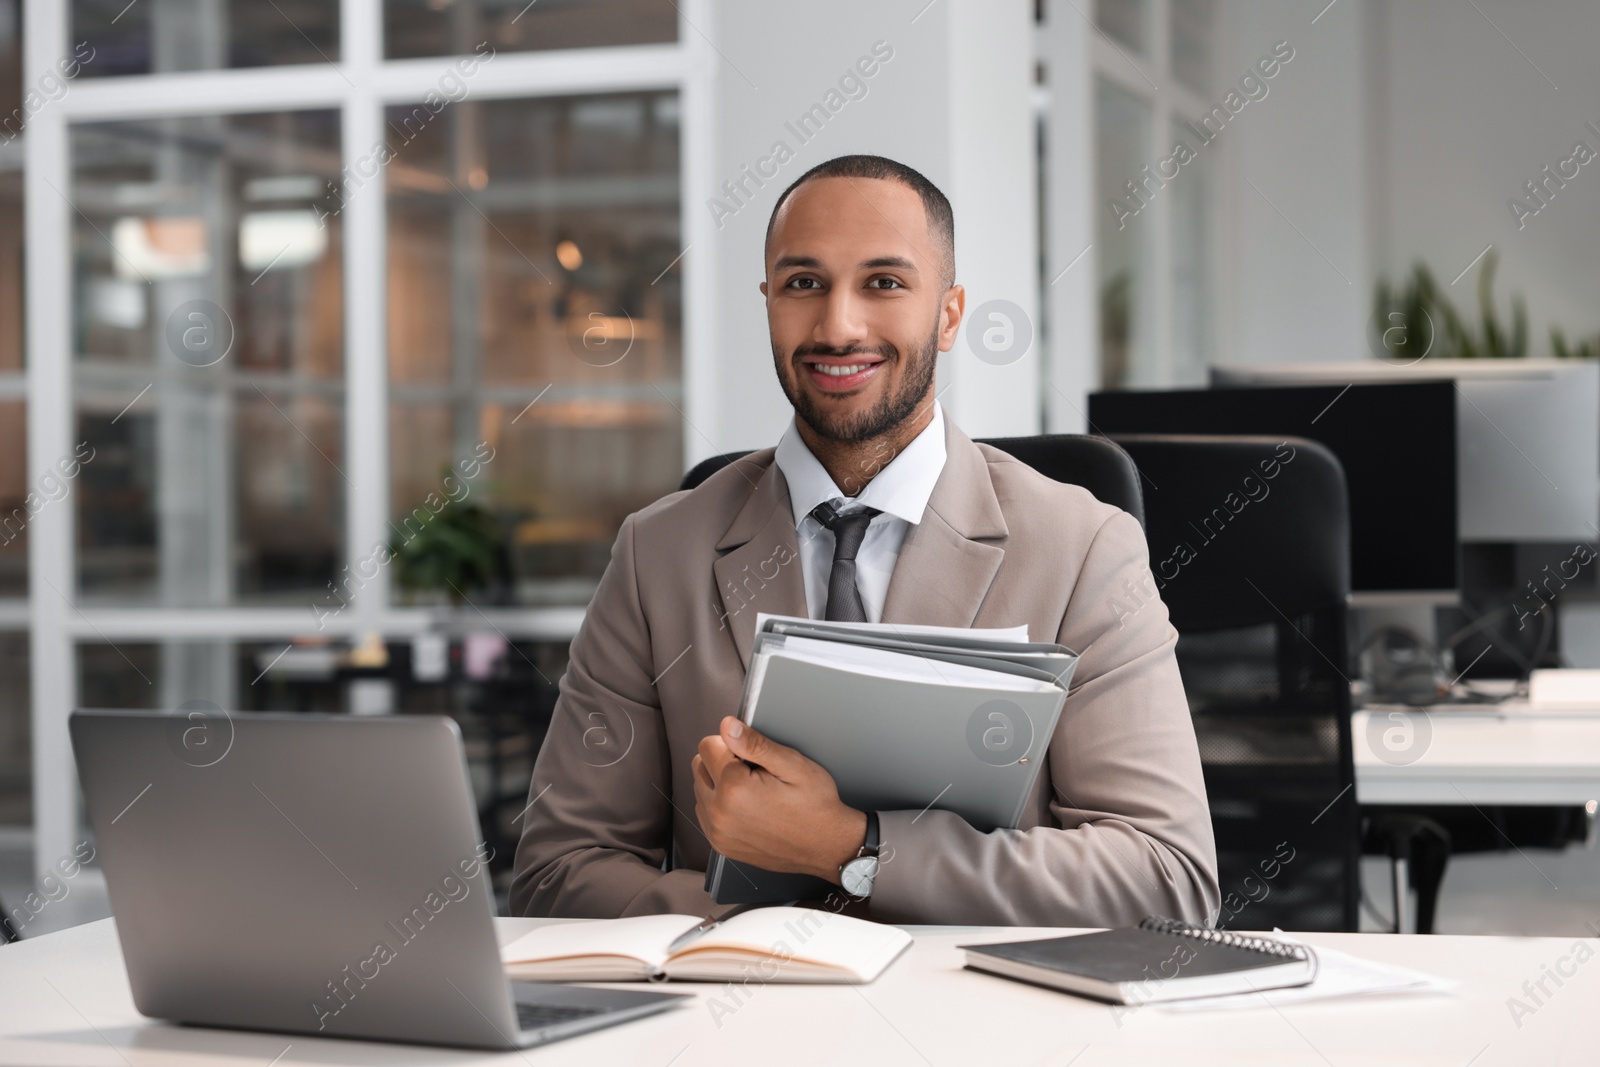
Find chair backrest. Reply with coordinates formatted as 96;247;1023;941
979;434;1144;527
1110;434;1359;932
680;451;753;493
678;434;1145;527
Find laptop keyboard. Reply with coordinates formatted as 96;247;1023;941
516;1002;609;1032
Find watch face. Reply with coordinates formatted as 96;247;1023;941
841;856;877;898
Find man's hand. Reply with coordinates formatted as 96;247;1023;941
692;717;867;882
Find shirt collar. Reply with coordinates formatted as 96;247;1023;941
773;401;947;528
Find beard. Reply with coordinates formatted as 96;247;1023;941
773;321;940;444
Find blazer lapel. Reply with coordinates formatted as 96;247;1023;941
711;457;808;668
881;415;1009;628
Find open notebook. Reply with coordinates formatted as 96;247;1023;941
501;907;912;984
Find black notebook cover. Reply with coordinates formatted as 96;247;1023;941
969;928;1292;983
961;918;1316;1003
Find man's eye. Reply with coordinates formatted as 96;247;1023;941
867;277;903;290
787;276;821;290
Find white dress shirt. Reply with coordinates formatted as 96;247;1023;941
772;403;948;623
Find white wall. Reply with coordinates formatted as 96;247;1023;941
1038;0;1096;433
693;0;1038;460
1367;0;1600;353
1215;0;1370;367
1217;0;1600;370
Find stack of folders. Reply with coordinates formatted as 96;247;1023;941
705;614;1079;905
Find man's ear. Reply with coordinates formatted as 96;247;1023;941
760;280;769;297
938;283;966;352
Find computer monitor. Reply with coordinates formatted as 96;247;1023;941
1089;380;1461;604
1209;360;1600;545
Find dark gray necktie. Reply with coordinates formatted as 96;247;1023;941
810;502;881;622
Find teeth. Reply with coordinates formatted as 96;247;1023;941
814;363;871;376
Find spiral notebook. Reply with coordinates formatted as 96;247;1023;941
961;917;1319;1004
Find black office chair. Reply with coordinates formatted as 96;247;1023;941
0;896;18;943
679;433;1145;526
466;668;560;879
1110;434;1361;932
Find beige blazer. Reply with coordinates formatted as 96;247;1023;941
510;414;1220;927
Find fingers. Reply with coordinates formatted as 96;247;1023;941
692;748;734;853
721;716;802;776
692;762;713;822
696;733;741;783
691;753;714;792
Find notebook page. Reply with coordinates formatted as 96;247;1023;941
500;914;701;971
673;906;913;980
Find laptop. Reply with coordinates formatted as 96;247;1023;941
70;709;688;1050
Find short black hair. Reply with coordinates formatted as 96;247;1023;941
764;154;956;290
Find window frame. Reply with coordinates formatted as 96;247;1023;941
21;0;712;876
0;78;22;620
1089;0;1219;389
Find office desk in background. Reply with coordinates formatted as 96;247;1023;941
3;917;1595;1066
1354;705;1600;806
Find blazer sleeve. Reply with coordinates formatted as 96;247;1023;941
865;509;1221;927
508;512;723;918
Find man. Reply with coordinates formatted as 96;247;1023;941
511;154;1218;927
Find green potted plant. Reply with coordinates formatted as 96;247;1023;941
390;475;506;606
1373;250;1598;361
1371;250;1526;361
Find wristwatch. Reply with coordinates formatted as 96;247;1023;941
838;811;880;900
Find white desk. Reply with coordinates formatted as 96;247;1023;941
1354;706;1600;805
2;917;1595;1066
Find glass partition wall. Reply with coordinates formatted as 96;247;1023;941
72;110;347;608
21;0;704;879
386;90;683;607
1089;0;1219;391
1;0;28;833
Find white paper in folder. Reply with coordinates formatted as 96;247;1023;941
766;635;1061;692
754;612;1031;643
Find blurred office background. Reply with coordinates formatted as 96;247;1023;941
2;0;1599;932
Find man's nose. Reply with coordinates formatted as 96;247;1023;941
812;289;868;348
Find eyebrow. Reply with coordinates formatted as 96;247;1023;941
860;256;919;273
772;254;921;273
773;255;823;272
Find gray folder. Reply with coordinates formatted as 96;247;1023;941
704;619;1078;904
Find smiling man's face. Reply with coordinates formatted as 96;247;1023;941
762;176;963;444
